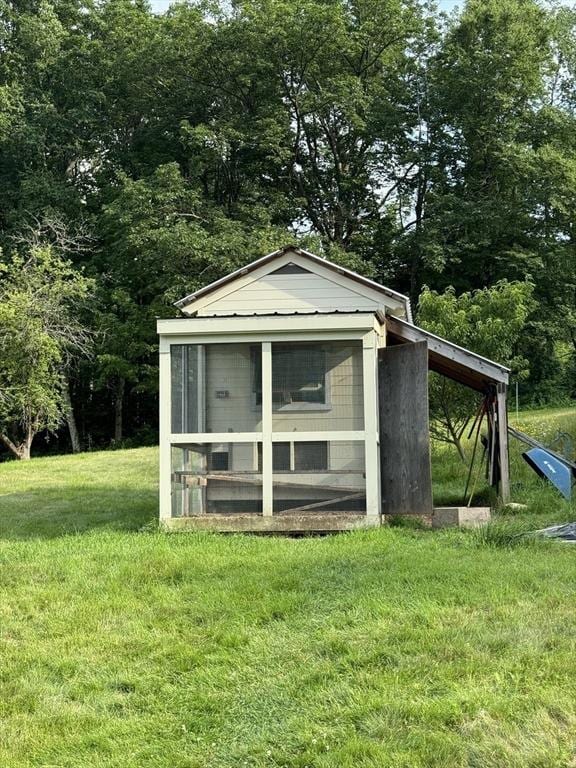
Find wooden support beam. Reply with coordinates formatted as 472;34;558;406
262;342;273;516
362;332;380;516
497;382;510;503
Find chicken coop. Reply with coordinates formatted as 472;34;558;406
157;246;510;532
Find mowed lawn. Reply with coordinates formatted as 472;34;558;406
1;411;576;767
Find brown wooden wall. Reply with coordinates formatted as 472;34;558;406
379;341;433;516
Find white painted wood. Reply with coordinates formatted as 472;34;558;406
271;431;366;442
177;247;410;319
261;342;273;516
197;345;205;432
362;331;380;516
170;431;366;443
163;513;381;533
159;349;172;521
158;313;381;337
161;331;366;347
199;273;385;315
171;432;264;443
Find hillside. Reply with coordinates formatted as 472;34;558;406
1;416;576;766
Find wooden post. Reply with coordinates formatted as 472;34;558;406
496;382;510;503
159;342;172;523
362;332;380;520
261;342;273;516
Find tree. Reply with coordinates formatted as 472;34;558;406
0;0;573;452
417;279;534;459
392;0;552;302
0;245;93;459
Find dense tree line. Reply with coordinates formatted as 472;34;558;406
1;0;575;457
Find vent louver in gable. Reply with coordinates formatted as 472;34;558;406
269;262;311;275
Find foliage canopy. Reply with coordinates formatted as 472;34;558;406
0;0;575;454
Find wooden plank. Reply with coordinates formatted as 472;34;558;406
279;492;364;514
487;403;497;487
175;469;365;476
379;341;433;516
206;474;362;493
157;314;378;336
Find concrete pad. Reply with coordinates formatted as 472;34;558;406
432;507;491;529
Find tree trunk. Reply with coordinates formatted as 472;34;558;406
63;379;81;453
409;168;428;307
442;400;467;463
453;434;467;463
0;427;34;460
114;378;125;443
0;433;21;459
19;436;32;460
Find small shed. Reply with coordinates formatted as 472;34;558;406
157;246;510;532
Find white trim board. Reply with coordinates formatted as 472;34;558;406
158;313;382;339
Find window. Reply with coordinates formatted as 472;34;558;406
251;344;329;410
258;441;328;471
258;443;291;471
208;451;229;471
294;442;328;471
272;443;291;471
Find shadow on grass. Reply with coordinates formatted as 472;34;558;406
0;486;158;540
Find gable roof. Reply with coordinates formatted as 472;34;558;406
175;245;413;321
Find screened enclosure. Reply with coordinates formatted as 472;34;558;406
166;338;371;519
273;441;366;514
171;442;262;516
171;343;262;434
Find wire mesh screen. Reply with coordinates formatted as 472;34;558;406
270;341;364;432
171;443;262;516
171;345;201;432
272;441;366;514
171;344;262;433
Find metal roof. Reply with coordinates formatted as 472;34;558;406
183;308;382;319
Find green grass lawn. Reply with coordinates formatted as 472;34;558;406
1;409;576;767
